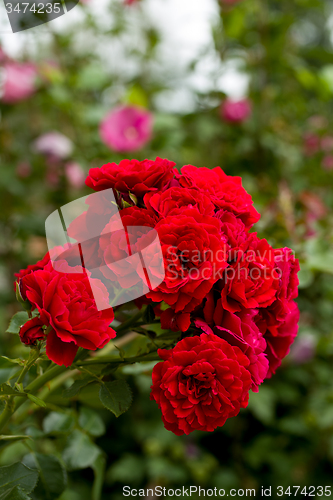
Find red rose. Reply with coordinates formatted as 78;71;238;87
20;317;46;346
144;187;215;218
175;165;260;228
20;261;116;367
85;157;175;199
221;233;279;313
216;209;249;248
147;207;228;313
99;207;160;288
15;252;51;284
255;248;300;377
263;302;299;377
160;308;191;332
150;333;252;435
195;295;268;392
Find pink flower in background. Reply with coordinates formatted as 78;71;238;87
221;98;252;124
100;105;153;152
0;62;37;104
322;155;333;171
290;334;316;364
16;162;31;179
303;133;320;157
65;162;86;189
33;132;73;159
124;0;139;4
321;136;333;152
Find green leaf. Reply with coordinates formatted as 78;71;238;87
0;486;31;499
0;384;27;397
0;357;24;366
27;394;46;408
0;462;38;496
23;453;67;500
62;377;95;398
62;430;101;470
99;380;132;418
6;312;30;335
78;407;105;437
43;412;75;435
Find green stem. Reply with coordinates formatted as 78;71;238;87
113;308;146;335
75;351;161;366
0;349;40;433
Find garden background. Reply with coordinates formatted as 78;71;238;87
0;0;333;498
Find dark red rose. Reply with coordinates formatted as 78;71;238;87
144;187;215;218
19;317;46;346
255;247;300;377
99;206;159;288
216;209;249;248
221;233;279;313
150;333;252;435
85;157;175;199
263;302;299;377
15;252;51;284
175;165;260;228
160;308;191;332
147;207;228;313
195;294;268;392
20;261;116;367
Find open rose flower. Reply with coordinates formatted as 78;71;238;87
19;261;115;367
221;234;279;313
150;333;252;435
86;157;175;200
144;186;215;218
0;62;37;103
147;207;228;313
175;165;260;228
100;105;153;152
255;248;300;377
195;296;268;392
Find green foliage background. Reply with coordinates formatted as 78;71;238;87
0;0;333;498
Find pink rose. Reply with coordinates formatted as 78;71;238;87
100;105;153;152
65;162;86;189
0;62;37;103
221;98;252;123
33;132;73;159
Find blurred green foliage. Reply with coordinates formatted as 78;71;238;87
0;0;333;498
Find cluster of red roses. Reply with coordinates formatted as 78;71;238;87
15;157;300;435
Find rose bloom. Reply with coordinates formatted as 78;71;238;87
175;165;260;228
99;206;159;288
150;333;252;435
19;261;115;367
100;105;153;152
303;133;320;157
20;317;46;346
0;62;37;104
322;155;333;171
86;157;175;200
255;247;300;377
221;233;279;313
220;98;252;123
147;207;228;313
33;132;73;159
65;162;86;189
196;294;268;392
144;186;215;218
